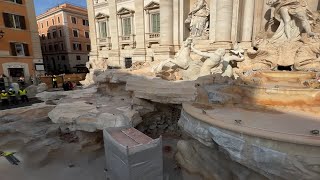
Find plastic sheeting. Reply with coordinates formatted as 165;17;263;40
103;127;163;180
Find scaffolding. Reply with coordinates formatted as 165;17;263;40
103;127;163;180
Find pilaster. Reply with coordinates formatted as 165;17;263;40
133;0;147;62
108;0;121;66
215;0;233;42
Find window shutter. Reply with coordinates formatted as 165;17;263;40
20;16;26;29
10;43;17;56
157;14;160;32
23;44;30;56
152;15;156;33
79;44;82;51
3;13;13;28
128;18;131;35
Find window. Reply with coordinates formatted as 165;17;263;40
122;17;131;36
44;45;47;52
52;19;55;25
71;17;77;24
52;30;57;38
87;44;91;51
82;19;89;26
3;13;26;29
76;55;81;60
47;32;51;39
73;29;79;37
10;43;29;56
73;43;82;51
46;21;48;27
48;44;53;51
54;43;59;51
125;58;132;68
59;29;63;37
99;21;107;38
60;43;64;51
151;13;160;33
41;23;43;28
58;17;60;23
85;31;89;38
9;0;22;4
61;55;65;60
41;34;45;40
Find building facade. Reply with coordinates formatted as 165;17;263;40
86;0;320;69
37;3;90;74
0;0;43;83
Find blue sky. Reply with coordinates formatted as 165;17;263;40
34;0;87;15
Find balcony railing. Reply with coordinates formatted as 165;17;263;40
98;37;111;44
145;33;160;47
119;35;136;49
98;37;112;50
148;33;160;39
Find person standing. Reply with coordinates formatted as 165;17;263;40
18;87;29;103
8;88;18;105
52;75;58;88
0;151;20;165
1;90;9;106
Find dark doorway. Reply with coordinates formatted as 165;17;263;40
277;66;292;71
9;68;24;82
9;68;24;78
125;58;132;69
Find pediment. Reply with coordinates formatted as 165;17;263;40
117;7;134;15
95;13;109;19
144;1;160;10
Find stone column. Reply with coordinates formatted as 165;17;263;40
215;0;234;42
209;0;217;41
155;0;174;61
108;0;121;67
252;0;266;45
86;0;98;56
179;0;190;43
173;0;180;47
240;0;255;42
133;0;147;62
160;0;173;46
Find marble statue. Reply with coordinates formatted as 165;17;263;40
153;38;193;74
191;44;244;78
185;0;210;39
191;45;226;76
222;46;245;78
246;0;320;71
267;0;316;43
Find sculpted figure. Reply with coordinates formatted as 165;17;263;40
222;47;245;78
185;0;210;39
191;44;225;77
267;0;316;41
153;38;193;73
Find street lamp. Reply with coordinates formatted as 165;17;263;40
0;30;4;39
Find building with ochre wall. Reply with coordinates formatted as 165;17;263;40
37;3;90;74
0;0;43;83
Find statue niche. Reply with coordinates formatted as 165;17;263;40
247;0;320;72
185;0;210;40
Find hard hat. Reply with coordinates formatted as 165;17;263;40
2;90;5;92
53;75;56;77
9;88;12;91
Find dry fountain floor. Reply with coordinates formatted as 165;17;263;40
184;103;320;146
